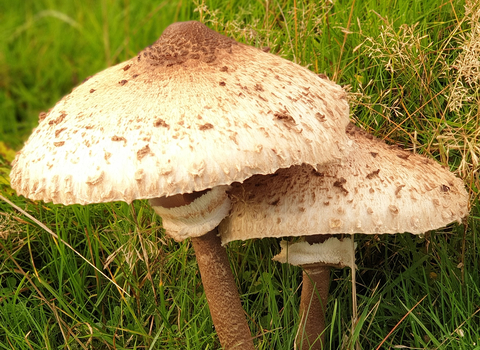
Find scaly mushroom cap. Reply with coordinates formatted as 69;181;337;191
10;21;349;205
220;125;469;244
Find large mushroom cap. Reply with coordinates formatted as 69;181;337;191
10;21;349;205
220;125;469;244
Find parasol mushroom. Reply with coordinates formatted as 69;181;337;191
219;124;469;349
10;21;351;349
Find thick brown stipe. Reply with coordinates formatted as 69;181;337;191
192;230;254;350
151;191;254;349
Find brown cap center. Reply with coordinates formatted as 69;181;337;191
138;21;237;67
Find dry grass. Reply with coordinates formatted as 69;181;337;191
348;4;480;204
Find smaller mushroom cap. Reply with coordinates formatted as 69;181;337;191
219;125;469;244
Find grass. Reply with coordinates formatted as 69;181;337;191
1;0;479;349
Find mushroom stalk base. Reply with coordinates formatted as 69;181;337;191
191;229;254;350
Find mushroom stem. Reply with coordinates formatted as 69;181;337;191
151;191;253;349
298;264;331;350
191;228;254;350
297;235;332;350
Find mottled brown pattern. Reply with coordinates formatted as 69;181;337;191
138;21;237;67
191;230;255;349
